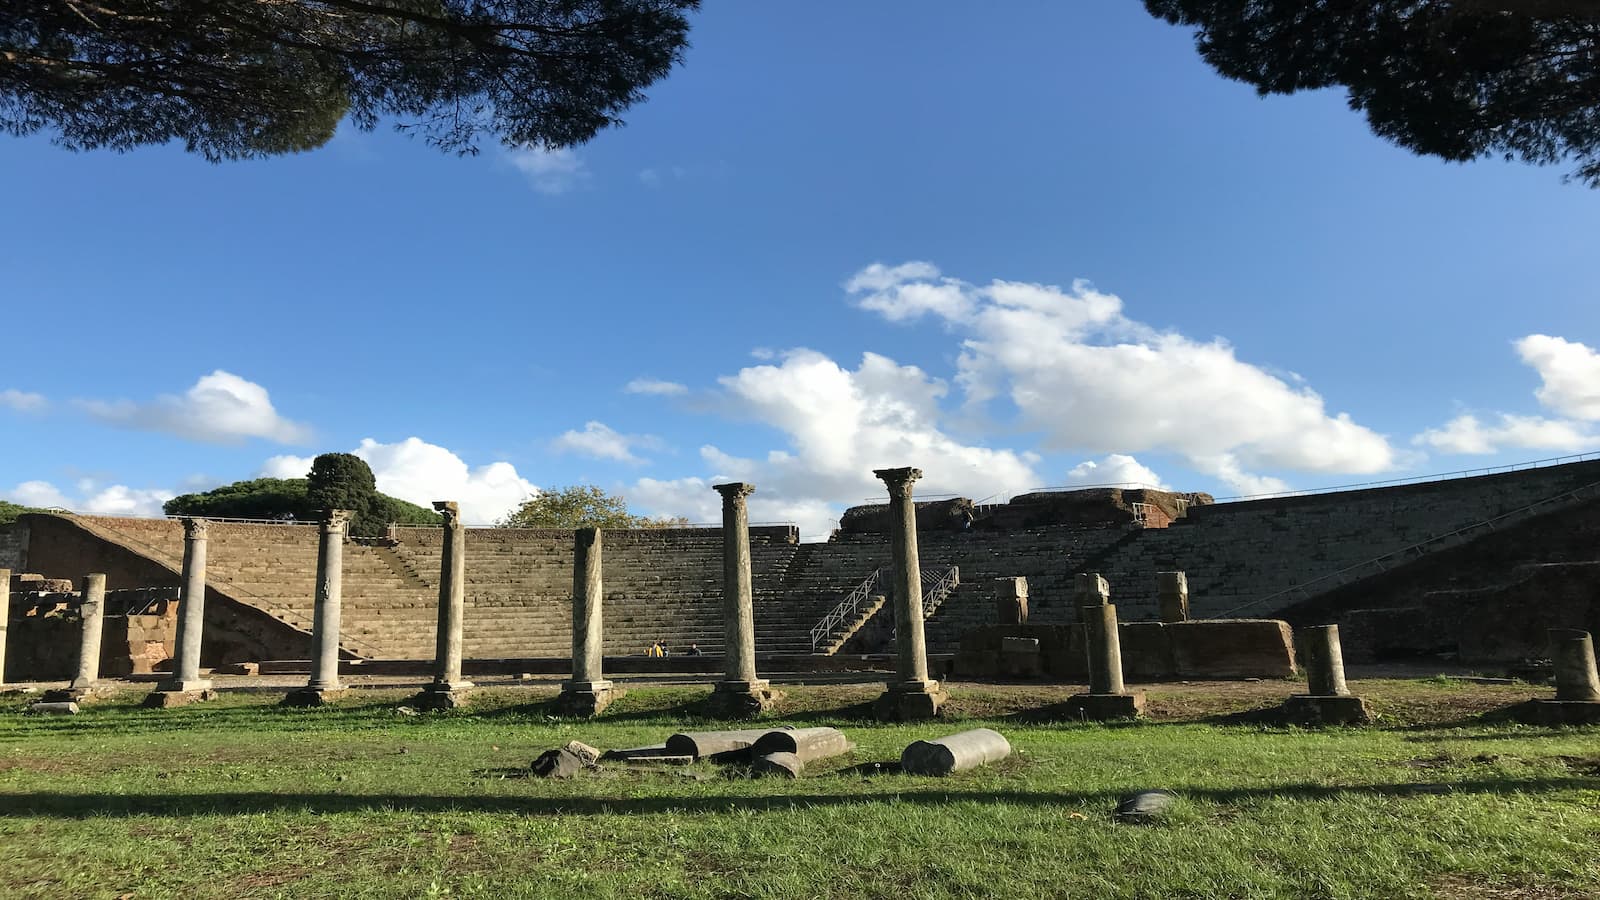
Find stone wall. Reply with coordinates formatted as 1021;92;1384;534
0;523;23;571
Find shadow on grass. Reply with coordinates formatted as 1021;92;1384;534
4;775;1596;819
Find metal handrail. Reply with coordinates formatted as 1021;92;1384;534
1210;478;1600;619
921;565;961;617
809;569;882;653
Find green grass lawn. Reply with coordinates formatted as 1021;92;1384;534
3;679;1598;899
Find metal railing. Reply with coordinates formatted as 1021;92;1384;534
809;568;882;653
921;565;961;617
1210;478;1600;619
807;565;963;653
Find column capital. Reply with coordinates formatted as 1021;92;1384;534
874;467;923;497
181;517;209;539
713;482;756;502
319;509;352;534
431;500;461;526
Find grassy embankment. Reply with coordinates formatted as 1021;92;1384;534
3;679;1597;899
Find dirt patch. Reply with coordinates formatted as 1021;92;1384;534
1431;874;1596;898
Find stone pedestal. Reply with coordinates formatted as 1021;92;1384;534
149;518;215;707
706;483;782;718
875;681;949;721
1284;625;1370;725
283;510;350;708
995;577;1029;625
555;528;621;717
1066;601;1144;719
872;467;944;720
1157;571;1189;623
412;501;474;711
1524;629;1600;724
552;679;621;717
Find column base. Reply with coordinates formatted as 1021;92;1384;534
1282;694;1371;726
412;682;475;711
1520;699;1600;725
42;685;100;704
552;681;623;717
702;680;785;719
1064;691;1147;721
280;687;348;707
142;688;218;709
157;678;215;694
874;681;947;721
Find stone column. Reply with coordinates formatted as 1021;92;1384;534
0;568;9;687
1157;571;1189;623
555;528;620;716
147;519;216;707
1066;601;1145;719
872;467;946;720
68;573;107;695
416;501;473;709
1283;625;1370;724
705;483;780;717
1076;573;1110;621
995;577;1029;625
284;510;350;706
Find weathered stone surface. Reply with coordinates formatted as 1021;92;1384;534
1300;625;1351;697
426;501;472;696
412;686;472;711
1168;620;1297;679
551;685;621;718
751;751;803;778
1157;571;1189;624
995;577;1029;625
158;518;211;698
1282;694;1371;726
1115;790;1177;823
1522;699;1600;725
1075;573;1110;618
874;685;947;721
600;743;673;761
750;727;853;763
1550;629;1600;702
1062;691;1146;720
1084;602;1126;695
217;662;260;676
28;701;79;715
704;682;784;719
142;689;217;709
562;741;603;767
0;567;10;687
69;573;107;691
280;687;348;707
900;728;1012;776
873;466;945;720
530;748;585;779
714;483;765;696
999;636;1043;678
666;728;789;760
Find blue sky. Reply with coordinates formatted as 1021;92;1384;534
3;3;1598;538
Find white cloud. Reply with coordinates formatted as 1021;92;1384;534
1065;454;1167;489
1517;334;1600;422
507;144;588;194
1414;413;1594;456
624;378;688;396
620;348;1042;539
847;262;1397;491
80;370;311;445
551;421;661;464
1;389;46;412
262;438;538;525
5;479;172;516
